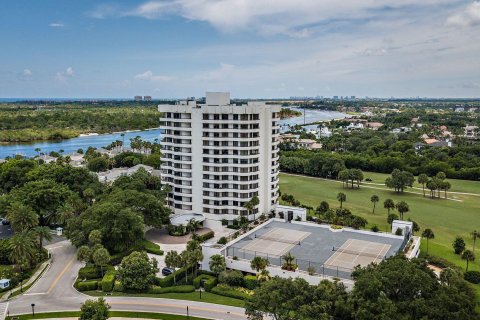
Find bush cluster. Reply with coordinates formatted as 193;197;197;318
197;231;215;242
211;284;252;301
101;270;117;292
78;265;113;280
243;275;259;290
464;271;480;284
193;274;218;292
76;280;98;291
218;270;244;287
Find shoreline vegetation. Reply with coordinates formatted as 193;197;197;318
279;108;302;119
0;103;161;143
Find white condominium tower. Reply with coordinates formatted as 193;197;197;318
158;92;281;224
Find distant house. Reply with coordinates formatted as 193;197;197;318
455;107;465;113
35;154;57;164
366;122;384;130
346;122;365;131
464;125;478;138
391;127;411;134
96;164;159;183
67;152;85;167
317;127;332;138
469;107;477;113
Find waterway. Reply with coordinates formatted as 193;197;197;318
0;108;348;158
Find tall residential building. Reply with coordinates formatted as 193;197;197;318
158;92;281;224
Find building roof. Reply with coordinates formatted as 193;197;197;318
424;138;440;144
367;122;383;128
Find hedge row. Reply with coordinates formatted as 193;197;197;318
101;270;117;292
193;274;218;292
210;285;252;301
76;280;98;291
147;285;195;294
78;265;114;280
138;239;164;255
109;240;163;265
198;231;215;242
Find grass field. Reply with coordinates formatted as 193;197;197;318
279;172;480;305
85;290;245;308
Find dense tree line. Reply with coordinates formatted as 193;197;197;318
246;255;478;320
280;129;480;180
0;104;160;142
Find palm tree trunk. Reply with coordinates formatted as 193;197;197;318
422;185;425;197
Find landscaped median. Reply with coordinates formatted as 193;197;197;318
6;311;209;320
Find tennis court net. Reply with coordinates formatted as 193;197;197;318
332;247;385;259
254;234;301;245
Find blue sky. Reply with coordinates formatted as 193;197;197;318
1;0;479;98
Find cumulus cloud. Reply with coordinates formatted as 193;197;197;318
446;1;480;27
134;70;173;82
49;22;65;27
56;67;74;81
23;69;32;76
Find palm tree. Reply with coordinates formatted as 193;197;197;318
6;202;39;233
395;201;409;220
56;203;74;226
418;174;428;197
8;231;37;270
243;201;253;220
33;226;52;250
472;230;479;256
250;195;259;221
250;257;268;277
337;192;346;208
461;250;475;272
121;133;125;151
383;199;395;214
257;269;271;282
281;252;297;271
208;254;226;276
165;250;182;284
370;195;379;214
422;228;435;255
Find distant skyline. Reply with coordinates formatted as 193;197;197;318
1;1;480;98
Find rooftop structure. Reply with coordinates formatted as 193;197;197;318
158;92;281;225
96;164;160;183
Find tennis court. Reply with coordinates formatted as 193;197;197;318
241;227;311;256
324;239;390;269
226;220;404;280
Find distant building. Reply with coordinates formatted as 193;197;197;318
366;122;383;130
134;96;142;102
144;96;152;101
464;125;478;138
455;107;465;113
96;164;160;183
333;96;339;99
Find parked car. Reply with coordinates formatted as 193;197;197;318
161;267;175;276
1;219;10;225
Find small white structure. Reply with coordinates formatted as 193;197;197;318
170;213;206;227
0;279;10;289
274;205;307;221
392;220;413;237
56;227;63;236
96;164;160;183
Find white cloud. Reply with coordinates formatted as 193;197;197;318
446;1;480;27
23;69;32;76
134;70;173;81
92;0;456;36
55;67;74;81
49;22;65;28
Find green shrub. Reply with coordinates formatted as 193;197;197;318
198;231;215;242
218;270;244;287
147;285;195;294
210;285;252;301
79;265;114;279
193;274;218;291
464;271;480;284
243;275;258;290
76;280;98;291
426;255;458;269
139;239;164;255
221;219;228;226
101;270;117;292
113;280;124;292
217;237;228;245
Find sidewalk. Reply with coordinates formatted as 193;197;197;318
0;259;51;302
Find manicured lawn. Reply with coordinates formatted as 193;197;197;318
279;173;480;303
6;311;208;320
85;290;245;308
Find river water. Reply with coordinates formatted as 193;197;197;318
0;108;348;158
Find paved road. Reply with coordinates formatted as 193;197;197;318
7;241;247;320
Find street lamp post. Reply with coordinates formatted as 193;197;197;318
31;303;35;317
